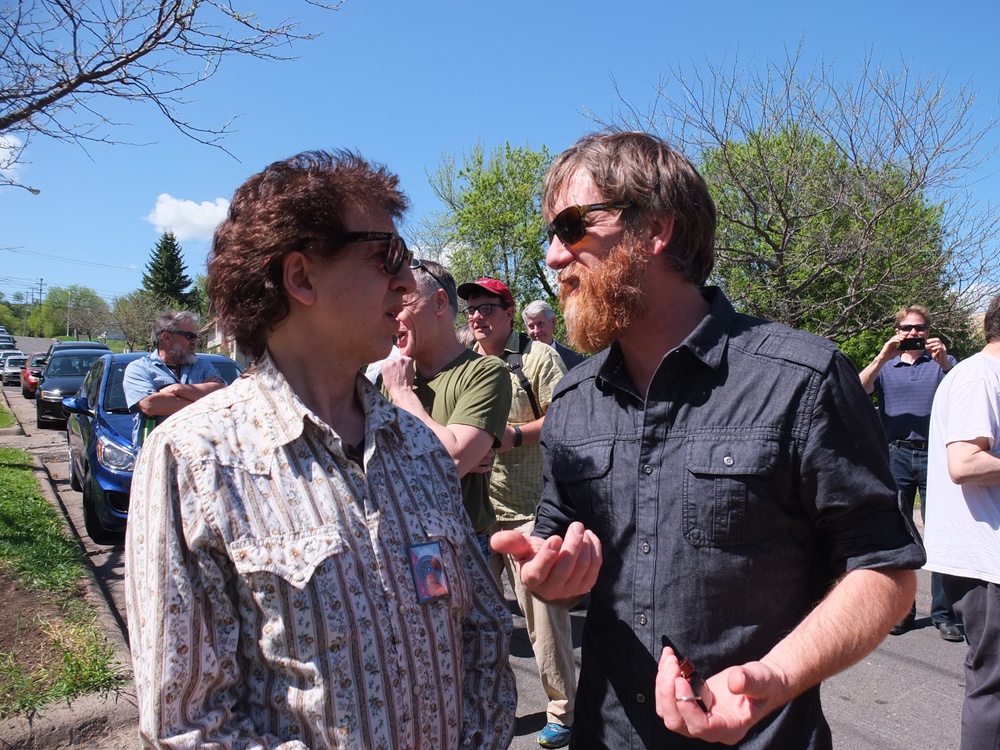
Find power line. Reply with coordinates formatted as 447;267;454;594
0;246;142;273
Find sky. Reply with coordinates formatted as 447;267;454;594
2;0;1000;310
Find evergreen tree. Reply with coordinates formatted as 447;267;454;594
142;232;193;307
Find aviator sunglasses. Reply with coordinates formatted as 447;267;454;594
332;232;413;274
898;324;928;333
167;329;199;342
545;202;631;246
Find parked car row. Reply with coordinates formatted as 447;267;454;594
63;351;243;544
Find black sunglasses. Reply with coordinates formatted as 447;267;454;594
898;324;928;333
332;231;413;274
168;329;199;342
411;258;449;292
546;202;632;246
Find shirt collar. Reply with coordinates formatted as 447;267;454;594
892;351;932;366
595;286;732;394
254;351;401;449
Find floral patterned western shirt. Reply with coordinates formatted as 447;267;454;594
125;352;517;749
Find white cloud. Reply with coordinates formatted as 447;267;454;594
0;134;24;180
145;193;229;241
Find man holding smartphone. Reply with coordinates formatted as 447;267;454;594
859;305;960;640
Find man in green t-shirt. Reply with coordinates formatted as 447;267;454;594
382;260;512;557
459;276;576;750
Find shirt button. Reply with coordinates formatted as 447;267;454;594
643;464;653;475
638;614;647;626
723;455;734;466
636;693;646;703
641;542;651;554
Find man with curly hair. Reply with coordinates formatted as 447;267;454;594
125;150;516;749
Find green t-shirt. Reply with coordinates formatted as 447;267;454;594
410;349;512;534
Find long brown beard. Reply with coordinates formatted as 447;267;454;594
559;234;649;353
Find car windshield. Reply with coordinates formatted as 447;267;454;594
47;352;104;377
6;358;27;368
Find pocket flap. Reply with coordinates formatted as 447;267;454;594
686;437;776;476
551;440;614;482
231;529;347;589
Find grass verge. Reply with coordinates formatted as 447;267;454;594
0;446;127;718
0;398;14;429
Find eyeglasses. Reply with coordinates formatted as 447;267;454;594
461;303;506;318
332;231;413;275
898;324;928;333
411;259;449;292
168;329;199;342
546;202;631;246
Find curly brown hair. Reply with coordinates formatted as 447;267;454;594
207;150;409;360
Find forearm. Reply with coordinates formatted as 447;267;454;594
171;380;225;401
857;359;886;394
139;391;196;417
501;416;545;452
759;568;915;701
948;440;1000;485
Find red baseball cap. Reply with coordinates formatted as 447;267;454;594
456;277;515;308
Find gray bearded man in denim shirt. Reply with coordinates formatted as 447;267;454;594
492;132;926;749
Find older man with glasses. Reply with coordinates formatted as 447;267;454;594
381;258;512;558
859;305;961;640
122;309;224;448
459;276;577;749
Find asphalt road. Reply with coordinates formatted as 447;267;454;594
1;332;968;748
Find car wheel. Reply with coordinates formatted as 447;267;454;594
82;472;121;546
68;446;83;492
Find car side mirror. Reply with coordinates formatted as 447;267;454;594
61;395;94;418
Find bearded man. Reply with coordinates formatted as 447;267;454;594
123;310;225;448
492;132;926;749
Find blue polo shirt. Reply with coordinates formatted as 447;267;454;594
874;351;956;443
123;351;222;448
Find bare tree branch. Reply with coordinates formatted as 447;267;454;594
0;0;344;190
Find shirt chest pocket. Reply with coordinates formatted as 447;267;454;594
230;529;352;653
551;440;616;529
683;437;777;548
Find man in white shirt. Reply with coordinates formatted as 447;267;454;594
925;293;1000;750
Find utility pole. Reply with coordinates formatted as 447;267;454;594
66;290;72;337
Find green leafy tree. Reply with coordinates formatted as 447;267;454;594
109;290;171;352
424;142;555;311
25;286;110;338
603;45;1000;367
142;232;194;307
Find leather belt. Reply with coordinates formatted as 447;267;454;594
891;439;927;450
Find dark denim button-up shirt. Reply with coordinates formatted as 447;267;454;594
535;288;926;749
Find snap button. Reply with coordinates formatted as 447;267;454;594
643;464;653;475
638;614;647;626
723;455;734;466
637;693;646;703
641;542;651;554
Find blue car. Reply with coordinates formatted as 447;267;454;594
63;351;243;544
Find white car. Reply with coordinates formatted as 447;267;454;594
2;354;27;386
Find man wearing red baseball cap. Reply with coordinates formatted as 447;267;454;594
457;277;576;749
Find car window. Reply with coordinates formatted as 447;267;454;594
211;361;243;385
104;364;130;413
83;359;106;404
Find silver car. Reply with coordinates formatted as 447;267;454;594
2;354;27;386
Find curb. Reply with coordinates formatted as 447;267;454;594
0;387;139;749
